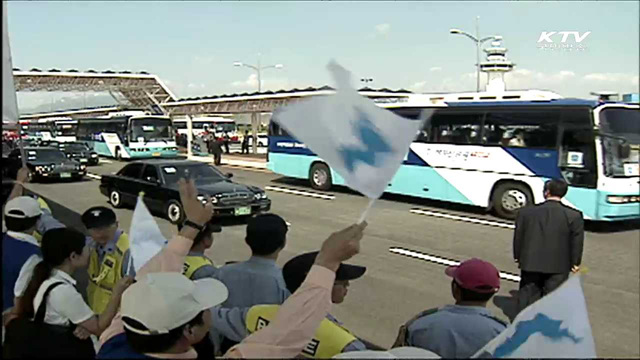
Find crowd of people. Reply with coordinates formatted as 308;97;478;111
2;163;584;359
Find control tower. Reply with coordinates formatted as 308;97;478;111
479;39;515;93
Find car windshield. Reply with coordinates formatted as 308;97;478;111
26;149;67;162
160;164;226;185
130;118;173;142
599;107;640;177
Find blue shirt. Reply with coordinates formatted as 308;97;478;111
86;230;135;277
2;232;41;312
97;333;154;359
407;305;507;358
216;256;290;308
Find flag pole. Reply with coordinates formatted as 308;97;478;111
358;198;376;224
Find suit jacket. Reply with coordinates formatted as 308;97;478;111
513;200;584;274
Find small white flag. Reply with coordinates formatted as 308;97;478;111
2;2;19;129
473;275;596;358
275;61;427;200
129;195;168;272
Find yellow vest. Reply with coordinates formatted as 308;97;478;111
87;232;129;314
183;255;214;280
33;197;52;245
246;305;357;358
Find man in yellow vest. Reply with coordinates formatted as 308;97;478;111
178;221;221;280
81;206;134;314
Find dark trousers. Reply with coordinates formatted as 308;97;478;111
224;141;230;154
241;142;249;154
213;153;222;166
517;271;569;313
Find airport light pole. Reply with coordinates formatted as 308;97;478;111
450;16;502;92
233;55;284;154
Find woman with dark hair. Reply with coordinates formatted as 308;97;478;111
6;228;133;357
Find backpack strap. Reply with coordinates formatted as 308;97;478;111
479;313;509;327
33;282;66;324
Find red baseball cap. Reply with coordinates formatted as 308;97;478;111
445;258;500;293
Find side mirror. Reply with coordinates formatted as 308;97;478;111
226;173;234;179
618;143;631;159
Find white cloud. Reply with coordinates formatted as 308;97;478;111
429;67;442;72
409;81;428;92
231;74;291;92
374;23;391;37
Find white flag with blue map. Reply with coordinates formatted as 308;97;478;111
275;60;427;199
473;275;596;358
129;195;168;272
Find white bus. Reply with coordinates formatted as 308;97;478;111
77;111;178;159
51;117;77;142
268;90;639;221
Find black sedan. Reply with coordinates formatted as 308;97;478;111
5;147;87;181
99;160;271;224
58;142;100;166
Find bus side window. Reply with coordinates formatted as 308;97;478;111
427;112;483;145
484;109;559;149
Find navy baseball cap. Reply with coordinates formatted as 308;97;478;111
81;206;117;229
283;251;366;294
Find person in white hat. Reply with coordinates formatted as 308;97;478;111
95;178;368;359
3;194;43;315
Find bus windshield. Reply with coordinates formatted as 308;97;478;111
130;118;173;142
599;107;640;177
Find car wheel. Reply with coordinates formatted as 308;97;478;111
309;163;332;191
492;182;533;220
109;189;123;208
166;200;185;225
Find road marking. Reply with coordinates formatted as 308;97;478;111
264;186;335;200
389;247;521;283
86;173;102;180
99;159;112;164
222;164;272;174
409;208;515;229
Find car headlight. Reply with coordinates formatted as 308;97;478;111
254;192;268;200
80;164;87;170
91;153;98;158
211;197;218;204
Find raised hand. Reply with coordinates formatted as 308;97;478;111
315;222;367;272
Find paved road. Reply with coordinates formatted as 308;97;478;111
24;158;640;357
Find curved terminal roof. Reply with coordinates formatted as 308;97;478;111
13;68;176;109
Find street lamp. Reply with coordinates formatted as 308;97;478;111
233;55;284;154
449;16;501;92
233;56;284;93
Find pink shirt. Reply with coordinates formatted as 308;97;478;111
98;234;335;359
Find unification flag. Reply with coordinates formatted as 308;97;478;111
473;275;596;358
129;194;168;272
275;61;428;201
2;2;19;129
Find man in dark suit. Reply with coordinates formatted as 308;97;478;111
513;178;584;313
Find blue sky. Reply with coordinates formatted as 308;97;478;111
7;1;639;111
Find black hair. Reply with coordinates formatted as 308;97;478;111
123;311;205;354
452;280;495;303
245;214;287;256
5;215;40;232
177;223;215;249
544;179;568;198
17;228;86;319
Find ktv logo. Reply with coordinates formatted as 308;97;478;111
537;31;590;52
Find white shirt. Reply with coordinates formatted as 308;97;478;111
33;269;94;326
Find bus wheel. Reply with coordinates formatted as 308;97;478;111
492;182;532;220
109;189;123;208
166;200;185;225
309;163;332;191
